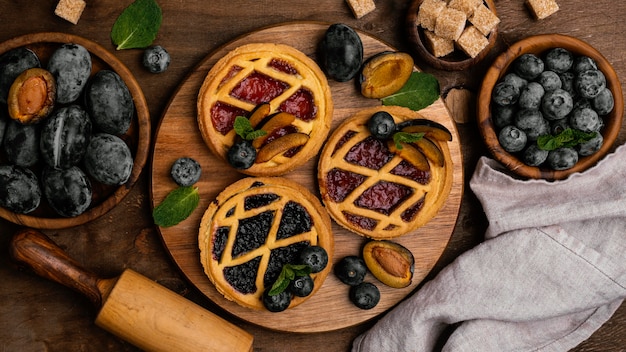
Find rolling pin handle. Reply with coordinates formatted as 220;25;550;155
9;228;105;308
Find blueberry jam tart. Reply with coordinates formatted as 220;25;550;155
197;43;333;176
317;106;454;239
199;177;334;310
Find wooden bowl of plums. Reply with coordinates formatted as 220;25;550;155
0;32;150;229
477;34;623;181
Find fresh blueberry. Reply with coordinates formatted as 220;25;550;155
549;118;570;135
334;256;367;286
349;282;380;310
575;69;606;99
518;82;545;110
546;147;578;170
544;48;573;73
515;109;549;141
537;70;562;92
170;157;202;186
569;107;602;133
227;140;256;169
592;88;614;115
262;289;291;312
498;125;527;153
289;275;314;297
491;104;516;129
572;56;597;73
503;73;528;91
298;246;329;273
513;53;544;80
576;132;603;156
559;72;576;97
541;88;573;120
367;111;396;140
143;45;170;73
492;81;520;106
523;143;549;166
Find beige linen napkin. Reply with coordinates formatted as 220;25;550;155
352;143;626;352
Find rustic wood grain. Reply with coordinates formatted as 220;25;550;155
0;1;624;351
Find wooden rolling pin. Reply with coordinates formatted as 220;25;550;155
9;228;254;352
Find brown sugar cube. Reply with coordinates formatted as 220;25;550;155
417;0;447;32
346;0;376;19
434;7;467;41
54;0;86;25
525;0;559;20
469;3;500;35
424;30;455;57
456;25;489;58
448;0;482;16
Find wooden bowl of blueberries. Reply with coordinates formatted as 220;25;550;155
0;32;151;229
477;34;624;181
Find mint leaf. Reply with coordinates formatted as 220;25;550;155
537;129;597;151
268;264;312;296
233;116;267;140
381;72;440;111
393;131;424;150
152;186;199;227
111;0;162;50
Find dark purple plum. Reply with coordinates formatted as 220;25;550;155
0;165;41;214
42;166;92;217
47;43;92;104
40;105;92;169
0;47;41;104
84;133;133;185
85;70;134;135
318;23;363;82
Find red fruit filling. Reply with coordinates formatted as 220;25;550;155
401;196;425;222
269;59;298;75
325;168;367;202
355;181;413;215
391;160;431;185
230;71;289;105
279;88;317;122
211;102;248;135
342;212;377;231
344;136;394;170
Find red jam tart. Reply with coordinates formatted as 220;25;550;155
199;177;334;310
197;43;333;176
318;106;454;239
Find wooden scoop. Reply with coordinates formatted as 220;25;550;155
9;228;254;352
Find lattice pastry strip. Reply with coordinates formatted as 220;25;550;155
199;177;334;310
318;106;454;239
197;43;333;176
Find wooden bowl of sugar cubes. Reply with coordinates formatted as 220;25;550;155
407;0;499;71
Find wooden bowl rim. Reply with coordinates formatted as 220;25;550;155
477;33;624;180
0;32;151;229
406;0;498;71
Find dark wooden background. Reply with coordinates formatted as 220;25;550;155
1;1;624;351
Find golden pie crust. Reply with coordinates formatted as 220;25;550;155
197;43;333;176
317;106;454;239
199;177;334;310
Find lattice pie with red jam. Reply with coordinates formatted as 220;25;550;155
197;43;333;176
199;177;334;310
318;106;454;239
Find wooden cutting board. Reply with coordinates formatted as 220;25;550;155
150;21;463;333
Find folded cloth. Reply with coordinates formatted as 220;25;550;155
352;143;626;352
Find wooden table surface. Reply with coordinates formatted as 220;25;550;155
1;1;624;351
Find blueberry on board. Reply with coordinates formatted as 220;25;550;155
569;107;602;133
537;70;562;92
47;43;92;104
143;45;170;73
227;140;256;169
575;69;606;99
544;48;573;73
84;133;133;185
289;275;314;297
491;104;516;129
523;143;549;166
502;73;528;91
262;289;291;312
3;119;40;167
334;256;367;286
513;53;544;80
42;166;92;217
592;88;614;115
547;147;578;170
498;125;527;153
170;157;201;186
40;105;92;169
318;23;363;82
515;109;549;141
0;47;41;104
492;81;520;106
518;82;545;110
576;132;603;156
572;56;597;73
0;165;41;214
298;245;329;273
541;88;574;120
367;111;396;140
349;282;380;310
85;70;134;135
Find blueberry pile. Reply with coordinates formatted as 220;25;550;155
334;256;380;310
491;47;614;171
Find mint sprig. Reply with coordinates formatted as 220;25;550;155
381;71;440;111
393;131;425;150
268;264;311;296
233;116;267;140
111;0;162;50
152;186;199;227
537;128;597;151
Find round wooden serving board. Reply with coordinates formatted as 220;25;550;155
150;22;463;333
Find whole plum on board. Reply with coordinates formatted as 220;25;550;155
42;166;92;217
3;119;40;167
40;105;92;169
0;164;41;214
84;133;133;185
85;70;134;135
47;43;92;104
318;23;363;82
0;47;41;104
